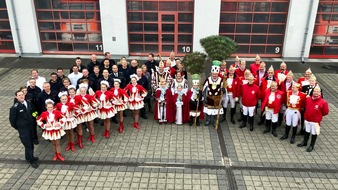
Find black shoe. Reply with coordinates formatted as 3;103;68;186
141;115;147;119
272;122;278;137
189;116;193;126
220;117;226;123
263;122;271;133
239;116;247;128
32;157;39;161
297;141;307;147
230;118;235;124
33;139;39;145
306;146;314;152
30;161;39;169
297;132;310;147
196;117;200;126
248;116;254;131
280;125;290;140
290;126;297;144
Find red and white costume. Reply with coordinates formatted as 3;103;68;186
95;90;115;119
285;90;306;127
37;110;66;140
110;87;129;112
297;77;310;90
235;68;246;78
218;68;228;79
240;83;260;117
124;84;148;110
260;76;279;101
304;96;329;135
170;90;189;124
261;89;283;122
224;75;240;108
274;69;289;85
55;102;79;130
74;94;99;123
250;63;260;75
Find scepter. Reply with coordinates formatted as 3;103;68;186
215;70;227;130
193;77;203;128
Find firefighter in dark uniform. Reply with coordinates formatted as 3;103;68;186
9;90;39;168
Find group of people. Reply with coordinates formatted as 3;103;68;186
200;55;329;154
9;52;330;169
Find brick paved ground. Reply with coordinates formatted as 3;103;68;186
0;57;337;189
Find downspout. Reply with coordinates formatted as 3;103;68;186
8;0;23;57
301;0;315;63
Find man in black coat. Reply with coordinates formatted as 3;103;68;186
36;82;59;114
69;57;86;74
9;90;39;168
136;68;149;119
110;65;126;88
27;78;41;145
101;52;116;67
144;53;158;75
87;54;101;75
89;66;102;92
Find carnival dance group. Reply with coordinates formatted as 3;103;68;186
9;52;329;166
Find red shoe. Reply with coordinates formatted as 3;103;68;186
57;153;65;161
53;152;58;161
78;135;83;149
102;130;107;136
65;142;71;151
70;142;76;152
105;130;110;138
118;122;124;133
134;122;140;129
88;134;96;143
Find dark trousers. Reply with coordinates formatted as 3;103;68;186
18;129;35;162
33;120;38;141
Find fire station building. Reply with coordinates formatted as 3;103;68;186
1;0;337;59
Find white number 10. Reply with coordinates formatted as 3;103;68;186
182;46;191;53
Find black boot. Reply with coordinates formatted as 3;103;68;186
297;116;305;135
189;116;194;126
230;108;236;124
196;116;200;126
277;113;283;127
290;126;297;144
249;116;254;131
280;125;290;140
307;135;317;152
220;108;227;123
272;122;278;137
297;132;310;147
263;120;271;133
239;115;247;128
237;112;243;122
205;115;210;126
257;113;265;125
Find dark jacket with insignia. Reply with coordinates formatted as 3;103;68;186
9;101;35;130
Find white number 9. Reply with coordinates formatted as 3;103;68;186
275;47;280;54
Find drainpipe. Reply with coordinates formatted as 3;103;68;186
301;0;315;63
8;0;23;57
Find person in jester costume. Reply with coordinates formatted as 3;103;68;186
203;60;225;128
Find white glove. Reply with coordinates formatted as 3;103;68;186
234;97;239;102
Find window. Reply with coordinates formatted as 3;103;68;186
0;0;14;53
35;0;102;54
219;0;289;57
310;0;338;58
127;0;194;56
